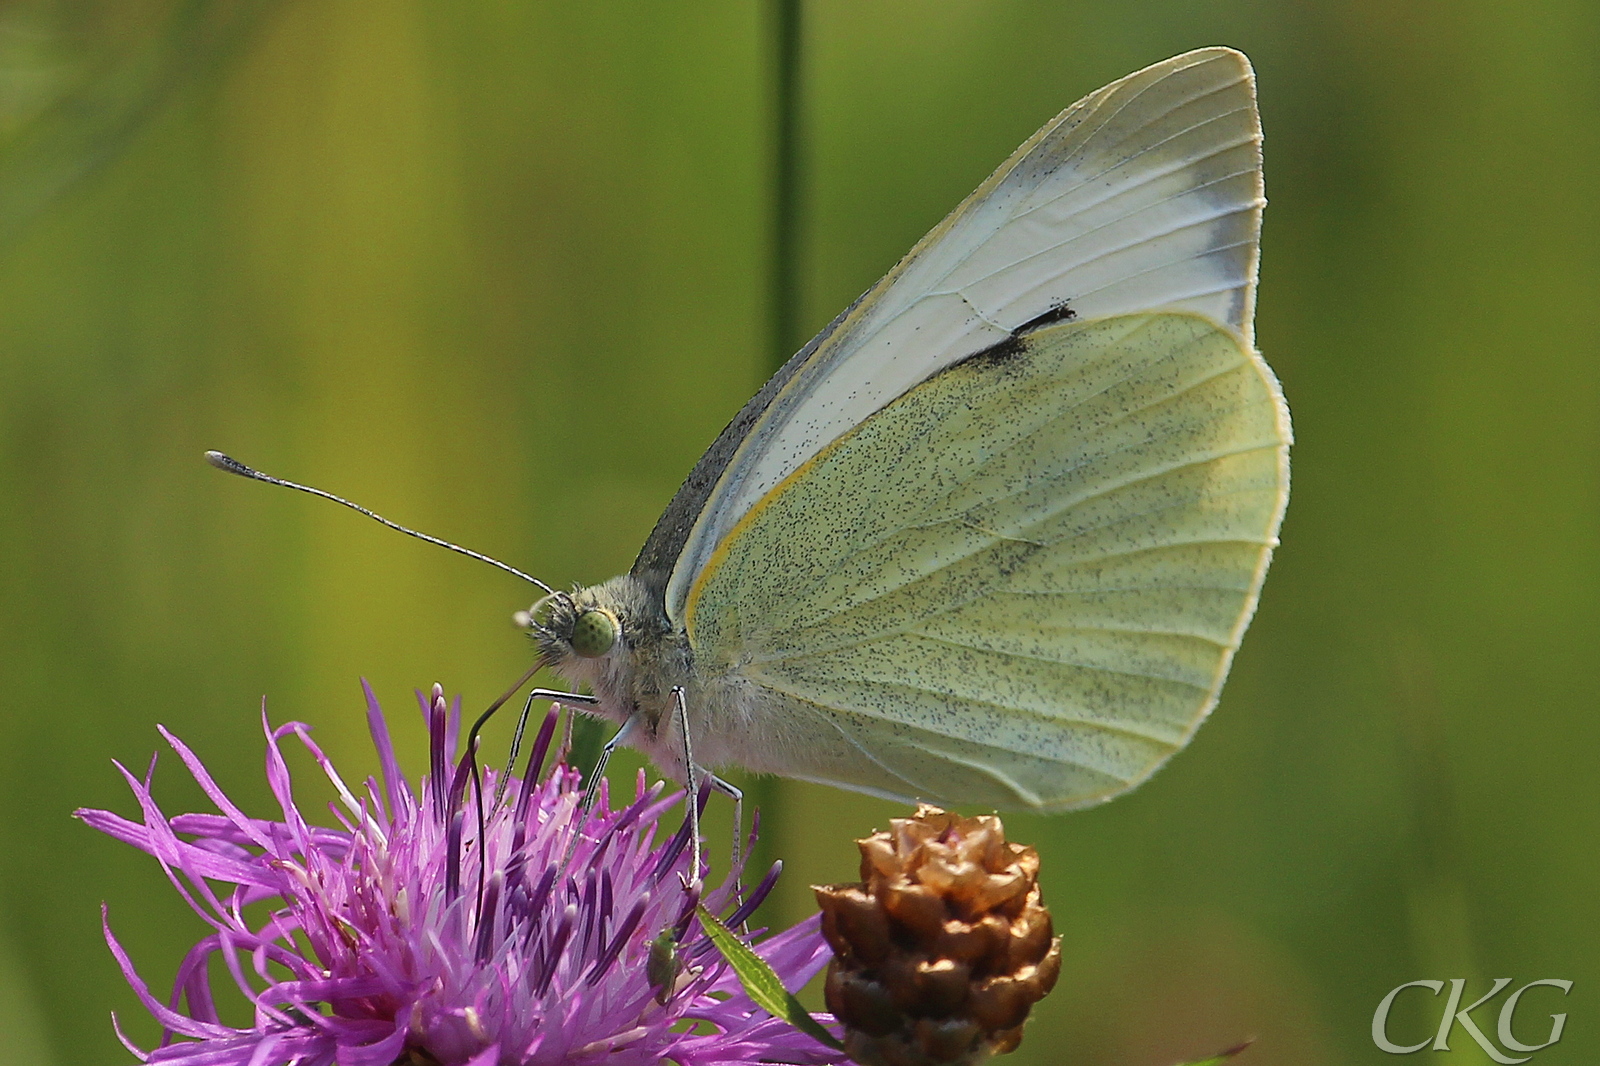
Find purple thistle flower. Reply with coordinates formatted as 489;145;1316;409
77;683;848;1066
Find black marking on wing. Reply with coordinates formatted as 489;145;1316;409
963;302;1076;370
1018;301;1076;333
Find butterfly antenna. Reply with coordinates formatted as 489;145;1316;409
205;450;555;596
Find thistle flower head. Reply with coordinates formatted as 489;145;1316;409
78;683;847;1066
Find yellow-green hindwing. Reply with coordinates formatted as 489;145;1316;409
684;312;1288;810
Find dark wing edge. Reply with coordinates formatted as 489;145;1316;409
630;293;866;598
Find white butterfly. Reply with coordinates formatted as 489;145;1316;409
445;48;1289;815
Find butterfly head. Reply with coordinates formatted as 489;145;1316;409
518;589;619;665
517;574;669;674
518;576;686;741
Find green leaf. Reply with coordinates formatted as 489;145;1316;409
1171;1039;1254;1065
697;903;845;1052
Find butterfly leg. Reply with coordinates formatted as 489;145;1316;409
671;686;704;889
562;717;637;868
491;687;541;809
527;688;600;709
465;669;596;809
506;690;599;778
705;772;749;920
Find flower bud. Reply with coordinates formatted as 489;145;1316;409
814;806;1060;1066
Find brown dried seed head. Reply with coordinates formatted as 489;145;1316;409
827;968;901;1037
1035;942;1062;996
1006;907;1053;971
934;916;1001;966
812;805;1060;1066
915;1016;984;1062
988;1026;1025;1056
860;835;902;881
913;958;972;1014
816;884;893;965
883;881;947;940
969;975;1032;1032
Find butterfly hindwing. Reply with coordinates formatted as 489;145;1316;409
684;312;1288;810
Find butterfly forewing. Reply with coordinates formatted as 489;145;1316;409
657;48;1266;619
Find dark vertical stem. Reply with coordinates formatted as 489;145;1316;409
747;0;804;903
770;0;804;364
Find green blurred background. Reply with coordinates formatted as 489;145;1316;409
1;2;1596;1064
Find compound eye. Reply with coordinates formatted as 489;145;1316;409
570;609;619;658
